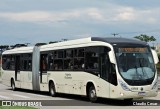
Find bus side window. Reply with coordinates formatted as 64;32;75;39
64;49;74;70
2;55;10;70
73;48;85;70
85;47;99;73
20;54;32;71
9;55;15;70
107;53;117;85
53;50;63;70
99;47;117;85
74;58;84;70
99;53;108;80
28;60;32;70
109;63;117;85
48;53;54;71
40;54;48;72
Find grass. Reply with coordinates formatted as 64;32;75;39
0;106;38;109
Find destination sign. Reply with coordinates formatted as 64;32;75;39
119;48;147;53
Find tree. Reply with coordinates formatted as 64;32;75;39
0;45;9;54
49;41;58;44
10;44;27;49
134;34;156;42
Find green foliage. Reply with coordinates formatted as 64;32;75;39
134;34;156;42
156;63;160;69
156;52;160;75
0;106;37;109
157;52;160;62
157;52;160;57
156;63;160;76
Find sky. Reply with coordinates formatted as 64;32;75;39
0;0;160;46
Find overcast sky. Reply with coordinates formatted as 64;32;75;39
0;0;160;45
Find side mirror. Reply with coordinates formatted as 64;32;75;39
151;49;159;64
108;51;116;64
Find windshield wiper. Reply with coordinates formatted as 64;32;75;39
134;65;141;80
138;59;148;79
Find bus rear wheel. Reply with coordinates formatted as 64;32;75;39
11;79;16;91
49;82;56;97
89;86;97;102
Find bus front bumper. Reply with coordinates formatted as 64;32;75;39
111;89;158;99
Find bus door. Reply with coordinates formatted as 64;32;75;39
100;49;117;97
99;52;110;97
15;55;20;81
100;53;109;81
40;54;48;83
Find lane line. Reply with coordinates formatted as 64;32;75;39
27;93;48;98
11;94;30;99
0;95;12;99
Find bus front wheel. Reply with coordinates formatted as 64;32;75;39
89;86;97;102
11;79;16;91
49;82;56;97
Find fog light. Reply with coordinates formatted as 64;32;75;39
120;92;124;96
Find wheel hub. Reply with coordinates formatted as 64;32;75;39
90;90;96;98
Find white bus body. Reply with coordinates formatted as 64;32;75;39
1;37;159;102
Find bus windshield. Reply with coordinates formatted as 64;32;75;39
115;47;156;85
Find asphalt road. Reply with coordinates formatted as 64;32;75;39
0;83;160;109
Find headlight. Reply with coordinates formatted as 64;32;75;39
118;80;130;91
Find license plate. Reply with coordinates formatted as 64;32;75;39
138;92;146;96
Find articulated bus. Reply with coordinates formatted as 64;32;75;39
1;37;159;102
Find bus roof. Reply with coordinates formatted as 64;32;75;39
2;37;149;54
2;47;33;55
91;37;148;46
40;37;92;50
39;37;149;51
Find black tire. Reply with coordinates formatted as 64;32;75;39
124;98;133;103
49;82;56;97
11;79;16;91
89;86;97;102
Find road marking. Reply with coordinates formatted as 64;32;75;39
27;93;48;98
0;95;11;99
11;94;30;99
